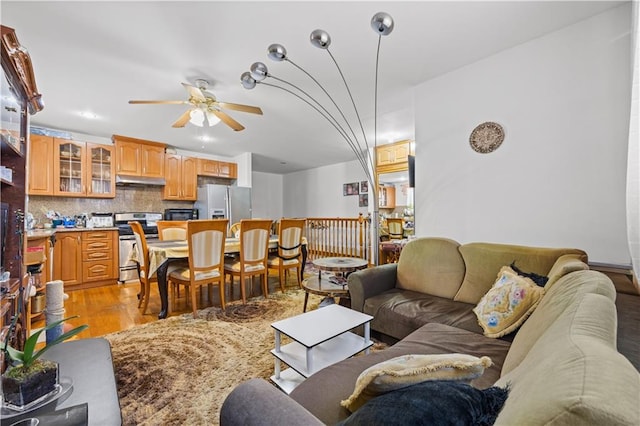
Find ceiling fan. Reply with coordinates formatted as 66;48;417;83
128;79;263;131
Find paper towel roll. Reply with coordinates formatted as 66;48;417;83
45;280;65;311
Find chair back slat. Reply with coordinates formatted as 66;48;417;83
157;220;188;241
187;220;228;275
239;219;272;265
192;229;225;269
278;219;305;260
129;221;149;273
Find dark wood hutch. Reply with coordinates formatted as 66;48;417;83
1;25;44;357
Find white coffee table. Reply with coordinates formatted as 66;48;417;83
270;304;373;394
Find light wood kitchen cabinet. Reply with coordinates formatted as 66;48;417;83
27;134;55;195
53;230;118;289
87;143;115;197
197;158;238;179
218;161;237;179
376;140;414;168
379;185;396;209
197;158;219;176
55;139;85;196
81;230;118;284
28;136;114;198
53;231;82;287
112;134;165;178
163;154;197;200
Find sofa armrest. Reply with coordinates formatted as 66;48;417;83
546;254;589;289
348;263;398;312
220;378;323;425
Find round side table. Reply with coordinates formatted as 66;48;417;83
302;257;368;312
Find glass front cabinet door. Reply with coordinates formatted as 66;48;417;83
53;140;114;198
87;143;114;197
54;140;85;196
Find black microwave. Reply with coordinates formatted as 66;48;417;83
164;208;199;221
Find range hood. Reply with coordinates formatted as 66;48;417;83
115;174;166;186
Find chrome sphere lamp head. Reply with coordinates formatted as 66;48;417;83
250;62;268;81
310;29;331;49
371;12;394;36
240;72;257;90
267;43;287;61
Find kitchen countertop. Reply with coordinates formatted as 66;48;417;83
26;227;119;239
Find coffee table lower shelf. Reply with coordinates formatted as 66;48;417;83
270;369;306;395
271;331;372;394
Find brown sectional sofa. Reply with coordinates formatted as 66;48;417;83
220;238;640;425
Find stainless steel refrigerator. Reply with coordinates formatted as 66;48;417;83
195;184;252;225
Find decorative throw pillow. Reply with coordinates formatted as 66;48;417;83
340;353;492;413
337;380;510;426
510;261;549;287
473;266;544;338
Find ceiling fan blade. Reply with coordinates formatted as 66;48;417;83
129;100;187;104
181;83;206;102
211;110;245;132
216;102;263;115
171;109;193;128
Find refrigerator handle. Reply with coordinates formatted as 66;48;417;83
226;187;232;224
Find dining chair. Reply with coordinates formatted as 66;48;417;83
224;219;272;304
387;218;405;240
157;220;189;300
267;218;305;292
157;220;188;241
229;222;241;238
129;221;155;315
167;219;229;318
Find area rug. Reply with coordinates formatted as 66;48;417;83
104;289;384;425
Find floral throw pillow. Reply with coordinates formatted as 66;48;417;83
473;266;544;338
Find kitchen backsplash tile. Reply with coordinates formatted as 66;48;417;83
29;185;193;224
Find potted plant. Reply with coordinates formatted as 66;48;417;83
2;316;87;408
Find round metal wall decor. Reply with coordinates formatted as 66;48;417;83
469;122;504;154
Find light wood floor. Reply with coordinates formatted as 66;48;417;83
32;272;304;339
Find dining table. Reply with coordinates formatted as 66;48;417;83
140;236;307;319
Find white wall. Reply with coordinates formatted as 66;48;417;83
233;152;252;188
283;159;369;218
251;171;283;220
414;4;632;264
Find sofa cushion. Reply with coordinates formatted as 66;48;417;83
494;293;640;425
454;242;586;304
341;353;492;412
338;380;510;426
501;270;616;375
473;266;544;338
545;253;589;289
290;323;511;425
363;288;482;340
396;237;465;299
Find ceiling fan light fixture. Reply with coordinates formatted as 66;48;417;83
189;109;205;127
205;110;221;127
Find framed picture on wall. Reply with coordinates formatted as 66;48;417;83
359;194;368;207
343;182;359;196
360;181;368;193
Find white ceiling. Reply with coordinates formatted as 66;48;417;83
2;1;623;174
